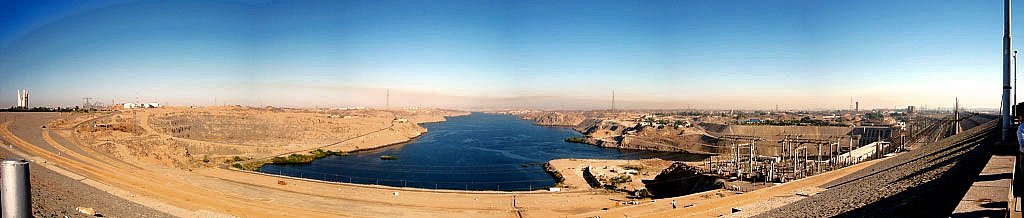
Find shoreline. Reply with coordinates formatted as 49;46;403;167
4;112;642;217
246;112;698;192
248;112;587;191
233;112;468;171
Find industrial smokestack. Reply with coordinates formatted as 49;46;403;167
15;89;27;108
1004;0;1013;142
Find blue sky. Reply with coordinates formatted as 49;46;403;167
0;0;1012;110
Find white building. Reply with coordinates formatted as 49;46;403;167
15;89;29;108
124;102;161;109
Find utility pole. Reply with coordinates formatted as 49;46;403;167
1003;0;1013;142
792;139;797;179
780;136;787;179
803;148;808;178
386;89;390;109
817;143;823;173
733;142;739;177
831;138;839;168
82;97;94;110
848;136;854;165
749;139;755;179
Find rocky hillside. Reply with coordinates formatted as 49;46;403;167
520;111;589;126
643;162;722;198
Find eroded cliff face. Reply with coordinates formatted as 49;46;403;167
521;112;588;126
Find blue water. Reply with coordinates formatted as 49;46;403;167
258;112;700;191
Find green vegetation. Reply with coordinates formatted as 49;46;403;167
564;136;589;144
270;149;348;164
224;155;252;164
310;148;347;157
1;106;94;112
864;112;884;120
229;149;349;171
543;163;565;186
233;160;268;171
621;165;643;171
271;154;317;164
608;175;632;184
202;155;210;163
379;155;398;160
600;175;633;191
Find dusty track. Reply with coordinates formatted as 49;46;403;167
3;121;333;217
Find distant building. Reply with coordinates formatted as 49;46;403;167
15;89;29;108
123;102;160;109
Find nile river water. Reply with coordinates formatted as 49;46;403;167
258;112;700;191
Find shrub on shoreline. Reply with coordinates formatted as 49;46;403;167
564;136;589;144
270;148;349;164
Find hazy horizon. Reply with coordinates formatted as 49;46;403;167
0;0;1013;110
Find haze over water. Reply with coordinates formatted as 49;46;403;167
259;113;699;190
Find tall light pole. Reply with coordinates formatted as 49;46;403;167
1003;0;1013;142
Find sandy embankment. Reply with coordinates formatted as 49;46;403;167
317;110;458;153
547;158;673;191
61;106;469;170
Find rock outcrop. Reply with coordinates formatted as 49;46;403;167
642;162;722;198
520;112;588;126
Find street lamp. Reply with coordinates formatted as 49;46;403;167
1016;50;1019;120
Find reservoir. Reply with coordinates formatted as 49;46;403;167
258;112;699;191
